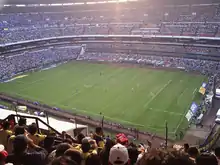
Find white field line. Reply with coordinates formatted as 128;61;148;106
58;90;81;104
17;78;46;92
144;80;172;108
147;107;184;116
177;88;188;105
174;88;198;134
100;73;140;112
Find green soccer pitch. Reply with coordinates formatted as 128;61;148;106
0;61;206;138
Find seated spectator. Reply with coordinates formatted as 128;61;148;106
196;153;218;165
0;122;12;149
27;123;46;145
109;143;129;165
64;149;83;165
51;156;79;165
6;135;48;165
188;147;199;163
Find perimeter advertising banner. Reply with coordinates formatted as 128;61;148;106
185;102;199;122
199;82;207;95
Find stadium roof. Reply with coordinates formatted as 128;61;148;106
3;0;220;5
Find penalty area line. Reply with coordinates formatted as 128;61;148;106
147;107;184;116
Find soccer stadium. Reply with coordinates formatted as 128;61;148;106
0;0;220;164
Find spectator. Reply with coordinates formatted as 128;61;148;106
85;154;101;165
48;142;72;163
109;143;129;165
27;123;46;145
64;149;83;165
18;118;27;127
116;133;129;146
6;135;48;165
0;122;12;149
93;127;105;149
0;145;8;165
99;139;115;165
55;143;72;158
188;147;199;163
51;156;79;165
43;136;56;154
76;133;85;144
184;143;190;153
81;138;97;160
7;126;26;154
127;146;139;165
137;148;194;165
215;147;220;165
196;153;218;165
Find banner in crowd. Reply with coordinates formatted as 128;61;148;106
199;82;207;95
185;110;194;122
190;102;198;114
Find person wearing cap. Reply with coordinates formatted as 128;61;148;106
0;145;8;165
109;143;130;165
5;135;48;165
116;133;129;146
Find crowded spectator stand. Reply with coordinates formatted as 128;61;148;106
1;1;220;164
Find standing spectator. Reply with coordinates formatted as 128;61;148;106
0;122;12;149
51;156;79;165
93;127;105;149
43;136;56;154
7;126;26;154
109;143;129;165
0;145;8;165
86;154;101;165
6;135;48;165
99;139;115;165
18;118;27;127
64;149;83;165
27;123;46;145
127;146;139;165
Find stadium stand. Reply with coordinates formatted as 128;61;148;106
1;0;220;165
